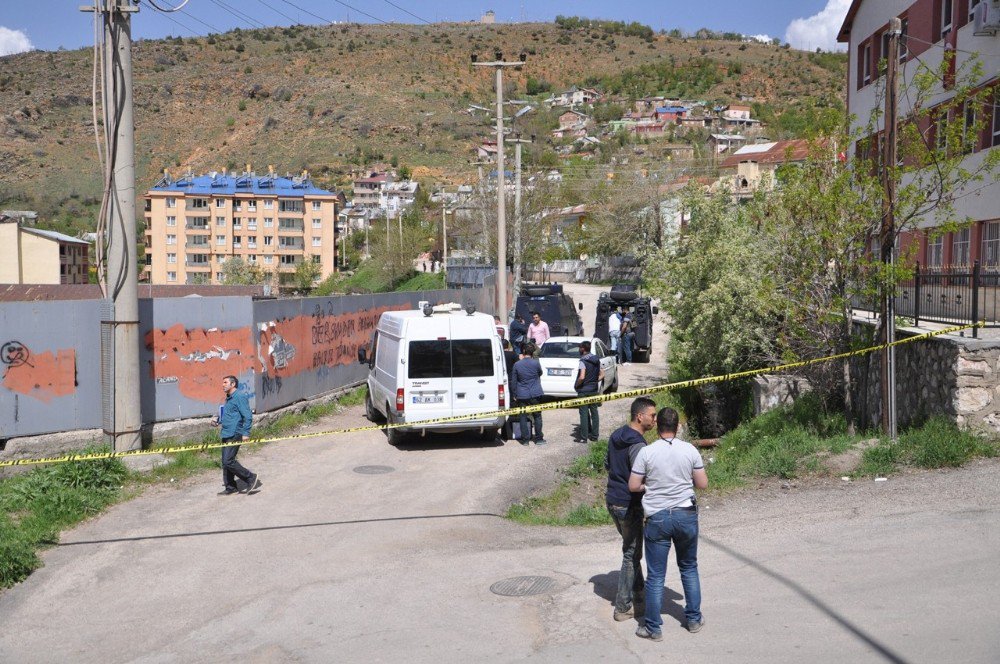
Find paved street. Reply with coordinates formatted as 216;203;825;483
1;284;998;663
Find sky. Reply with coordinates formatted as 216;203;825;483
0;0;852;57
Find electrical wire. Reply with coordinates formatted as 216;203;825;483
249;0;300;25
144;0;190;11
276;0;334;24
177;8;222;34
207;0;267;29
380;0;432;24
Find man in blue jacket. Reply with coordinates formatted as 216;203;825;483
605;397;657;621
212;375;261;495
511;343;546;445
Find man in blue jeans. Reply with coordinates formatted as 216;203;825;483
628;407;708;641
212;375;261;495
511;343;546;445
605;397;658;621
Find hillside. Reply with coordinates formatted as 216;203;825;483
0;20;846;236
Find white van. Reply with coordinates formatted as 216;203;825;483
358;303;508;444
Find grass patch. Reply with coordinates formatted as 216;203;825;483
395;271;445;292
858;417;999;476
0;387;366;589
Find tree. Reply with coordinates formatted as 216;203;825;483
220;257;271;286
293;259;321;292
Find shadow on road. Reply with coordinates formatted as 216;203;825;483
589;571;686;624
702;535;911;664
56;512;504;547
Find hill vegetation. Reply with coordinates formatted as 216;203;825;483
0;20;845;237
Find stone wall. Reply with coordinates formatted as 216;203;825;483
752;375;813;416
851;325;1000;434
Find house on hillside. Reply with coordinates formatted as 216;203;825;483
539;204;588;249
379;181;420;219
553;109;591;139
709;133;748;154
546;86;602;108
678;113;716;130
838;0;1000;271
353;172;392;209
476;140;498;163
720;104;763;132
716;139;811;200
655;105;689;123
0;218;90;285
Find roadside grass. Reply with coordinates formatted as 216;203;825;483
857;416;999;477
0;387;366;589
508;439;613;526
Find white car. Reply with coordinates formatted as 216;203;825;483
537;336;618;398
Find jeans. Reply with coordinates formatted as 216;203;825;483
221;438;253;490
609;503;645;612
643;507;701;634
621;332;634;363
517;398;543;441
609;331;620;353
577;394;600;441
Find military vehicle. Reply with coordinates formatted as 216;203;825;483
593;284;658;363
514;284;584;337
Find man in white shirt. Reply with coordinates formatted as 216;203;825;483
607;307;621;357
629;407;708;642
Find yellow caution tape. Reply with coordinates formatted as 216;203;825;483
0;322;981;468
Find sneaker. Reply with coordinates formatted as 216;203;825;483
687;617;705;633
534;438;547;446
588;436;598;442
518;439;530;446
244;474;261;494
218;487;239;496
613;607;633;622
635;626;663;641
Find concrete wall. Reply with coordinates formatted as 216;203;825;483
19;232;59;285
0;300;103;438
524;257;641;284
0;224;20;283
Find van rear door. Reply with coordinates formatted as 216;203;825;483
406;337;453;424
449;319;500;424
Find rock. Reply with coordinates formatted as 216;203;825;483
957;387;992;413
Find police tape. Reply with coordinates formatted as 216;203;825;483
0;322;981;468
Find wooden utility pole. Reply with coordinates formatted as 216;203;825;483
507;137;531;301
880;17;901;438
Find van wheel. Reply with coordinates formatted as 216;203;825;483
365;390;384;423
480;428;499;442
386;405;407;446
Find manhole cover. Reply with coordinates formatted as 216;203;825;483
353;465;395;475
490;576;556;597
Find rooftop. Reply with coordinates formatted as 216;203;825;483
22;227;90;245
148;172;335;197
719;139;812;169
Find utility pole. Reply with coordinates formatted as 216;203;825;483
473;51;526;318
506;137;531;300
879;17;901;439
441;204;449;276
83;0;141;453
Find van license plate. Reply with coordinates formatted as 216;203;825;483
548;368;572;376
413;395;443;404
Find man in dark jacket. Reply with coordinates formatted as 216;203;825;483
575;340;604;443
212;375;260;495
605;397;657;621
509;313;529;355
511;343;545;445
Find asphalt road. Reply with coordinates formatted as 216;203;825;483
2;284;998;663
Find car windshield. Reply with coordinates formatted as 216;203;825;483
539;342;581;359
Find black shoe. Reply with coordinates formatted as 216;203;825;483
218;487;239;495
244;474;261;494
588;436;598;441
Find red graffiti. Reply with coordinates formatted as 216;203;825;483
145;324;254;403
2;345;77;403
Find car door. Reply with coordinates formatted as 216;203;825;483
594;339;615;392
449;319;499;425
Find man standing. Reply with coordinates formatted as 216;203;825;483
574;340;603;443
509;313;529;355
608;307;622;360
511;343;545;445
212;375;261;495
629;407;707;641
527;311;550;348
620;310;634;365
606;397;658;621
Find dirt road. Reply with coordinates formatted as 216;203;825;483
1;284;998;663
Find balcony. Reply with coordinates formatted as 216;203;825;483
185;224;211;232
184;242;211;250
278;222;304;233
185;261;211;269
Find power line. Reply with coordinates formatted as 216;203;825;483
380;0;432;24
250;0;300;25
277;0;334;24
207;0;267;29
177;8;222;34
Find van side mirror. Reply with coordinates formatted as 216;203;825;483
357;348;368;364
652;306;659;315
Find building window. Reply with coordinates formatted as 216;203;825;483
166;234;176;245
167;271;177;282
963;102;977;154
248;236;257;248
899;18;908;62
982;222;1000;266
970;0;982;22
248;254;257;263
247;201;257;212
216;199;226;208
189;198;208;209
935;111;949;152
248;220;258;231
312;201;322;211
879;31;889;75
216;235;226;246
993;88;1000;147
234;201;242;211
263;199;273;209
264;236;273;246
263;255;273;264
167;253;177;264
280;255;298;265
216;272;224;281
264;217;274;228
233;237;242;248
215;216;225;227
941;0;953;38
953;228;970;266
312;255;321;264
233;217;242;229
279;200;303;213
312;237;322;247
312;218;322;229
166;197;176;208
927;234;944;267
862;42;872;86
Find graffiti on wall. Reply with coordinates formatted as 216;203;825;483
257;302;410;381
145;324;255;403
2;340;78;403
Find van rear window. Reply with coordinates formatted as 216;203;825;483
407;340;495;378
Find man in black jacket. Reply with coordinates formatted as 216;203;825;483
605;397;657;621
575;340;604;443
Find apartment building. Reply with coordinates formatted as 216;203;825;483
352;172;393;209
0;218;90;285
838;0;1000;268
143;170;340;286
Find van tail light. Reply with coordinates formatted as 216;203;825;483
396;388;405;412
498;384;506;408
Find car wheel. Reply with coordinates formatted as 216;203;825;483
609;372;618;393
386;405;407;445
365;390;384;423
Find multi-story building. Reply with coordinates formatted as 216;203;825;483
717;139;812;200
838;0;1000;268
143;169;340;286
352;172;393;210
0;217;90;285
